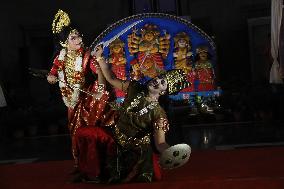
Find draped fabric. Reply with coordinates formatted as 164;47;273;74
74;82;163;183
69;85;110;163
49;49;111;166
270;0;283;84
280;3;284;78
138;52;165;78
138;52;164;69
107;82;164;182
75;126;116;179
0;84;7;107
195;61;215;91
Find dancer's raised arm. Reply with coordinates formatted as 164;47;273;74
93;46;129;92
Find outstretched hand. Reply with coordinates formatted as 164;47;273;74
47;75;58;84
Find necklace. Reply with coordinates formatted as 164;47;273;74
125;92;159;116
145;95;158;102
57;48;84;108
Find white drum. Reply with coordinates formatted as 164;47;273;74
159;143;191;169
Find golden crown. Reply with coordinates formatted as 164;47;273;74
196;46;209;54
141;24;160;37
109;38;125;48
52;9;71;34
174;32;190;43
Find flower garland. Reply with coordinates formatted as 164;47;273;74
57;48;84;108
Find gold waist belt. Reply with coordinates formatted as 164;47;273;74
114;125;151;148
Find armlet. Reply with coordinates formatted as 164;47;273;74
154;117;169;132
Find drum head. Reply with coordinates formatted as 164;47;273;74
159;143;191;169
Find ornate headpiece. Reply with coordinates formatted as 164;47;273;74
163;69;190;94
196;46;209;54
52;9;71;34
140;24;160;37
174;32;190;48
109;38;125;48
174;32;190;43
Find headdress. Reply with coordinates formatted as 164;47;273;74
174;32;191;48
196;46;209;54
163;69;190;94
174;32;190;43
52;9;71;34
140;24;160;38
52;9;79;48
109;38;124;48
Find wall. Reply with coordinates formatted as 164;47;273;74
0;0;130;105
181;0;271;86
0;0;272;105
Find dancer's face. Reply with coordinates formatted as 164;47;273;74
147;75;168;96
67;31;83;51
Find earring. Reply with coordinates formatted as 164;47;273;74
59;41;67;48
160;91;166;95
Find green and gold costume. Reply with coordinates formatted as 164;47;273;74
109;81;169;182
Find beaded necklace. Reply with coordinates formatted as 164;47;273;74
125;92;159;116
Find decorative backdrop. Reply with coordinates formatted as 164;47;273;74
91;13;219;102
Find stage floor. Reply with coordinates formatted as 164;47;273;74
1;147;284;189
1;121;284;189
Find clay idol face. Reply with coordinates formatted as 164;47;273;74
178;39;187;48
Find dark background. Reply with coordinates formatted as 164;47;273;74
0;0;272;89
1;0;284;149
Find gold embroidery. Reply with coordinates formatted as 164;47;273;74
114;125;151;148
195;62;213;69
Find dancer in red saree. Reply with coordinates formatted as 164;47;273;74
47;10;111;170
